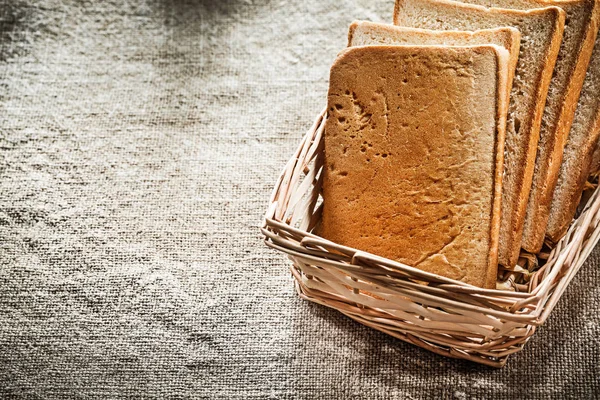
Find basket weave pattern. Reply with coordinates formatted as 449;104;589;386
262;110;600;367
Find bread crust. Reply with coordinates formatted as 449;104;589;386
347;22;520;112
442;0;600;250
321;45;507;288
519;0;600;252
394;0;565;265
546;33;600;243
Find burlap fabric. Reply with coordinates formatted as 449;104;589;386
0;0;598;398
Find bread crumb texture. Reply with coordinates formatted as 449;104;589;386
321;46;498;288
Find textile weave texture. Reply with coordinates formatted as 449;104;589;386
0;0;598;398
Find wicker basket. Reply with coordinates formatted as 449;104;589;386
261;109;600;367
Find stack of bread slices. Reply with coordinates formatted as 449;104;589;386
320;0;600;288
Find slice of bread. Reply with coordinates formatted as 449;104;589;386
321;45;510;288
347;22;520;110
546;34;600;242
452;0;600;253
394;0;565;266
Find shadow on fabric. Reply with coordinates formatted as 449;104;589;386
0;0;38;63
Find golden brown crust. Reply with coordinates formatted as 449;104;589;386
321;45;506;288
546;34;600;242
393;0;565;266
521;0;600;252
438;0;600;250
446;0;600;249
545;137;597;242
347;22;520;112
489;47;511;288
496;7;564;262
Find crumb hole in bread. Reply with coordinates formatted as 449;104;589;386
343;147;348;155
381;153;388;158
360;147;366;153
345;90;350;95
335;103;343;110
366;158;371;162
402;78;408;84
514;117;521;134
338;117;345;123
329;163;335;171
339;171;348;177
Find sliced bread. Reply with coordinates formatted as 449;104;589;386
546;34;600;242
453;0;600;253
394;0;565;266
347;22;521;109
321;45;510;288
